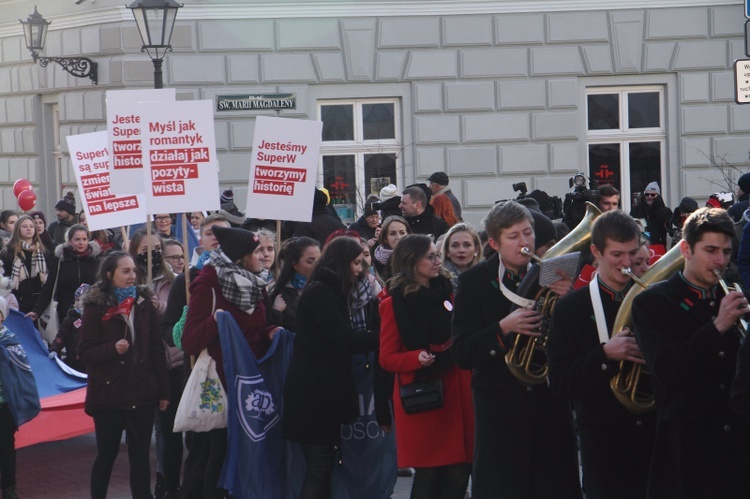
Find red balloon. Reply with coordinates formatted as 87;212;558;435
13;178;31;198
17;190;36;211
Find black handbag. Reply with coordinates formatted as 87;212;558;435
399;378;443;414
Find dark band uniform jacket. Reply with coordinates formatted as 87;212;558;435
633;273;750;498
450;254;582;499
547;278;655;499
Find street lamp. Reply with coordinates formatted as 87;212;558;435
127;0;182;89
20;7;98;85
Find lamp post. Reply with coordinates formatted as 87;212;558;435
127;0;182;89
20;7;98;84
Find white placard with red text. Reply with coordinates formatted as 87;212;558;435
138;99;220;214
106;88;176;195
245;116;323;222
67;131;147;231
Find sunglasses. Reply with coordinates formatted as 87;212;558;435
644;192;658;198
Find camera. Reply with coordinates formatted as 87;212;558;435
512;182;528;198
563;172;600;229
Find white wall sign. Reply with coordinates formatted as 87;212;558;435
735;59;750;104
139;99;220;214
107;88;176;195
67;131;147;231
245;116;323;222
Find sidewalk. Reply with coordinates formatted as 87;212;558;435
17;432;414;498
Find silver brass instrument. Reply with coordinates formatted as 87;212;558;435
610;244;685;414
504;202;602;385
713;269;748;339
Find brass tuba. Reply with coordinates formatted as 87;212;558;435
609;243;685;414
505;202;602;385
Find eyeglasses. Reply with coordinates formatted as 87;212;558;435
643;193;658;198
154;216;172;222
425;253;441;264
165;255;185;261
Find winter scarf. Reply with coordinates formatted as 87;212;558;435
208;248;266;315
11;242;48;289
350;276;375;333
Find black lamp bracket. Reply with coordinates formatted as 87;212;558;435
34;54;98;85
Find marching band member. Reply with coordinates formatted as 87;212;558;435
633;207;750;498
451;201;581;499
547;210;655;498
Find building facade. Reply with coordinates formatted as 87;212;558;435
0;0;748;227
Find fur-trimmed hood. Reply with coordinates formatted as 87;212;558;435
83;283;154;309
54;240;102;260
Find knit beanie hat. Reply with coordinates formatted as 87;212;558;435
0;296;8;321
379;184;399;201
29;211;47;225
644;182;660;195
530;210;556;250
678;197;698;214
75;283;91;300
220;189;235;205
738;173;750;194
427;171;449;186
212;226;260;263
55;192;76;216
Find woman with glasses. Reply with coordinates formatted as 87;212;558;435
153;214;175;239
379;234;474;499
163;240;185;275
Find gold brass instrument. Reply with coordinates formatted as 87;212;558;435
713;269;748;340
504;202;602;385
610;244;685;414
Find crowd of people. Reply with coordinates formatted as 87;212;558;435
0;171;750;499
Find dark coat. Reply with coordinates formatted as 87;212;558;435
728;193;750;222
450;254;582;499
53;308;85;373
266;285;301;333
0;247;49;314
377;196;402;221
403;204;449;240
282;270;379;445
293;208;346;247
629;194;672;246
32;242;102;324
379;294;473;468
633;273;750;498
548;282;655;499
182;265;270;387
348;215;377;241
79;285;169;414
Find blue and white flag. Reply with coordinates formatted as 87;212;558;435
216;312;294;499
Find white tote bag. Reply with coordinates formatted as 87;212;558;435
39;259;62;344
173;348;228;432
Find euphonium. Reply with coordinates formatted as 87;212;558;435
609;244;685;414
504;202;602;385
713;269;749;339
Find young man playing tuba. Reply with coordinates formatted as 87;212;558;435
451;201;581;499
633;207;750;498
547;210;656;498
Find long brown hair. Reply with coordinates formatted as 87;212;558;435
5;215;45;260
388;234;450;296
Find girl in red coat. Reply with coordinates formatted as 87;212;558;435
379;234;474;499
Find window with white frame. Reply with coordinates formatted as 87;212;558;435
586;86;666;212
318;99;401;223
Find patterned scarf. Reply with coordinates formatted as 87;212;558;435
11;242;48;290
350;276;375;333
374;245;393;265
208;249;266;315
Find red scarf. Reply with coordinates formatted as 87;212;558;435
102;297;135;321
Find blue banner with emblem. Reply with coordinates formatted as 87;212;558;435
216;312;294;498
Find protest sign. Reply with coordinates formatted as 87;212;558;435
107;88;175;195
245;116;322;222
139;99;220;214
67;131;147;231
